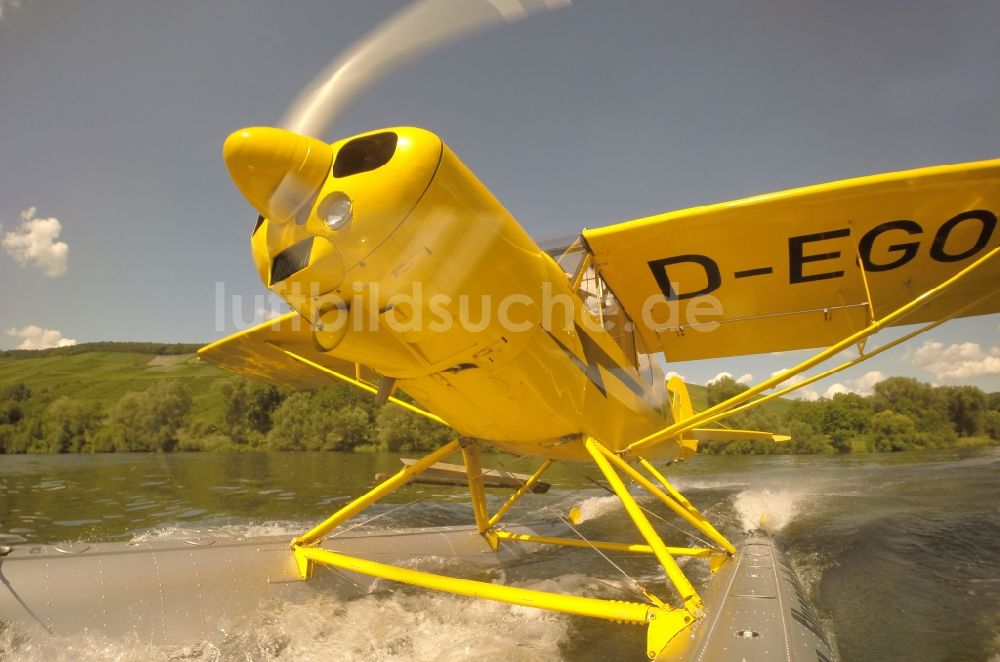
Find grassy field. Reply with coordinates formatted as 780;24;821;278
0;348;231;424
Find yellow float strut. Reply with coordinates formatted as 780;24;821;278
291;437;733;659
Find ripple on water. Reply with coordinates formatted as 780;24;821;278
52;519;102;527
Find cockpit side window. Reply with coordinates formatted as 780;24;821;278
576;261;638;367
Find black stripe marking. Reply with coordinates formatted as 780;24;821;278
546;324;650;403
578;328;648;400
547;328;607;397
734;266;773;278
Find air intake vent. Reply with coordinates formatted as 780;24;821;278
333;132;398;178
270;239;313;284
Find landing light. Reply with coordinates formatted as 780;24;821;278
318;192;353;231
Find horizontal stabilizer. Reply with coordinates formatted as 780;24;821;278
690;429;791;443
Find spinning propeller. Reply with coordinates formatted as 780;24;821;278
224;0;570;228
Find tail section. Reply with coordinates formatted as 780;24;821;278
666;374;694;423
664;375;790;461
666;375;699;460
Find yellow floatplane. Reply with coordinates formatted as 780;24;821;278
188;3;1000;659
197;119;999;658
4;2;997;659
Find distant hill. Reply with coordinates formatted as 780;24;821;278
0;344;228;422
0;341;204;359
0;343;447;454
1;344;994;455
1;344;789;422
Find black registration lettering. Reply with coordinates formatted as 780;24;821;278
859;220;923;272
647;254;721;300
929;209;997;262
788;229;850;283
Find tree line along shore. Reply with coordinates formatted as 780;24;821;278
0;343;997;455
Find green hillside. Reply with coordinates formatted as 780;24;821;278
0;343;450;454
0;343;996;455
0;346;788;435
0;348;228;423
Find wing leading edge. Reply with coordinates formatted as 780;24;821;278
197;312;356;390
582;158;1000;362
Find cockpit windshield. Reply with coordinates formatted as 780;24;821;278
542;235;655;377
546;236;661;389
554;236;587;277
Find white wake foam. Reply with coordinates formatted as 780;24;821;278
568;495;621;524
1;583;573;661
128;519;308;543
731;489;805;531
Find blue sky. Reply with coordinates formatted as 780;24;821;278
1;0;998;395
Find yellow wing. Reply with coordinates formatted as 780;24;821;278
583;159;1000;362
198;312;357;389
199;312;450;425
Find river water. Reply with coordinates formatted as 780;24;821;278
1;448;998;661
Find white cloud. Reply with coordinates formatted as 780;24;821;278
823;383;849;397
706;371;732;385
0;1;21;20
705;371;753;386
853;370;885;394
665;370;686;383
797;387;821;401
2;207;69;277
7;325;77;350
907;341;1000;381
770;368;820;400
774;368;886;400
254;306;282;323
822;370;887;398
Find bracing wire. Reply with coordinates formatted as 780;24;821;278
558;514;662;605
553;459;715;549
328;497;427;539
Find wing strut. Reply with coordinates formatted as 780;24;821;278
625;242;1000;457
274;346;449;427
720;287;998;421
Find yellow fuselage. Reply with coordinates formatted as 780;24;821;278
235;127;674;461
